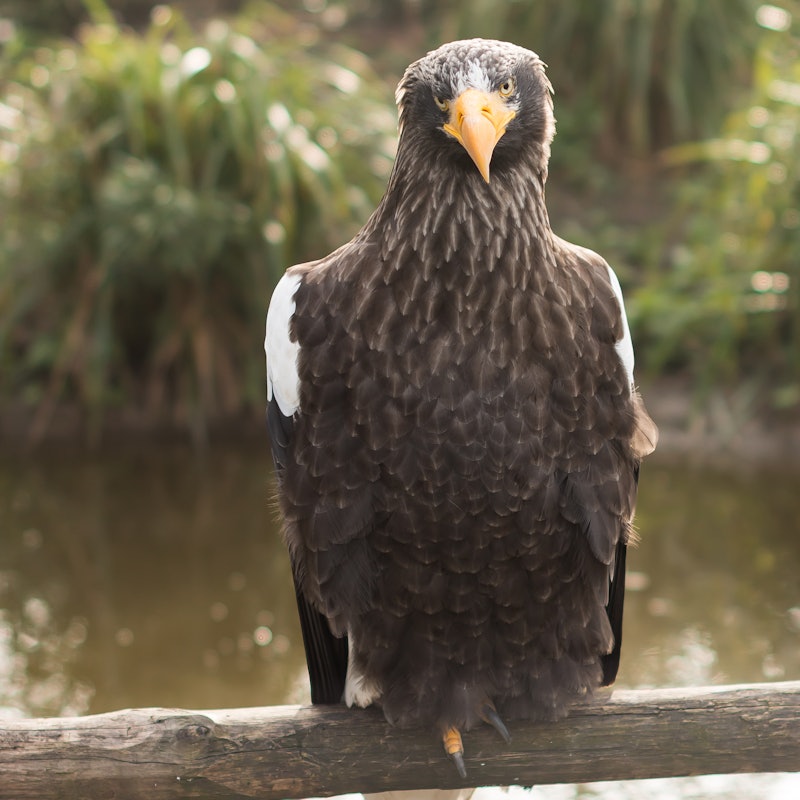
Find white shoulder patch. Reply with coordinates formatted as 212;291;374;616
606;264;635;387
265;272;302;417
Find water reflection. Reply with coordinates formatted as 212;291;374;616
0;445;798;797
0;596;92;718
621;461;800;689
0;444;308;716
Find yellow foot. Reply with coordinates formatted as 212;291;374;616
442;727;467;778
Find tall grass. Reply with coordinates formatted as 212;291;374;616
0;2;396;444
629;1;800;406
428;0;762;157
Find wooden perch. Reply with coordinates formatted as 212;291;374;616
1;681;798;800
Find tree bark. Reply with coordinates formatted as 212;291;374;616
0;681;798;799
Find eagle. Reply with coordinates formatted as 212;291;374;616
265;38;657;778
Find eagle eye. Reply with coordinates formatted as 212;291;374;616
434;95;450;112
498;78;515;97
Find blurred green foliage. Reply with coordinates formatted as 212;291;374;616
0;1;395;443
0;0;88;37
0;0;798;443
629;4;800;406
0;0;246;36
425;0;762;156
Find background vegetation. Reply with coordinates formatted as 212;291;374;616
0;1;394;443
634;10;800;411
1;0;798;444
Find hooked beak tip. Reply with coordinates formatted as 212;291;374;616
444;89;513;184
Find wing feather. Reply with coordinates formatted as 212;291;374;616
600;535;627;686
266;277;350;703
600;460;642;686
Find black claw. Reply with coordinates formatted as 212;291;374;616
450;749;467;779
481;704;511;743
442;727;467;777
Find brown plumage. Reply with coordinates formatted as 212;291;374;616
265;38;657;774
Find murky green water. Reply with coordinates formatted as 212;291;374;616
1;443;798;796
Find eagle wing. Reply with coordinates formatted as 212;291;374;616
594;255;657;685
601;493;629;686
266;271;350;704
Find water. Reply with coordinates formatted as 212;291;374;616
1;443;798;797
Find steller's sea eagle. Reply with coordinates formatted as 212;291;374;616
265;38;658;777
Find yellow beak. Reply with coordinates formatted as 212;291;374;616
443;89;516;183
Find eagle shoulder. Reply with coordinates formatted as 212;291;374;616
604;262;635;389
557;239;657;458
265;271;302;417
560;239;635;388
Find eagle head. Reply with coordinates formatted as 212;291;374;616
395;39;555;183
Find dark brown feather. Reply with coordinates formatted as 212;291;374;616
270;39;656;734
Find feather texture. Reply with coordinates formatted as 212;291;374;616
265;38;657;745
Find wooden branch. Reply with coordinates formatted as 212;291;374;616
1;681;798;799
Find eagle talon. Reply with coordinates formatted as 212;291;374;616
451;750;467;779
442;727;467;778
480;703;511;743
